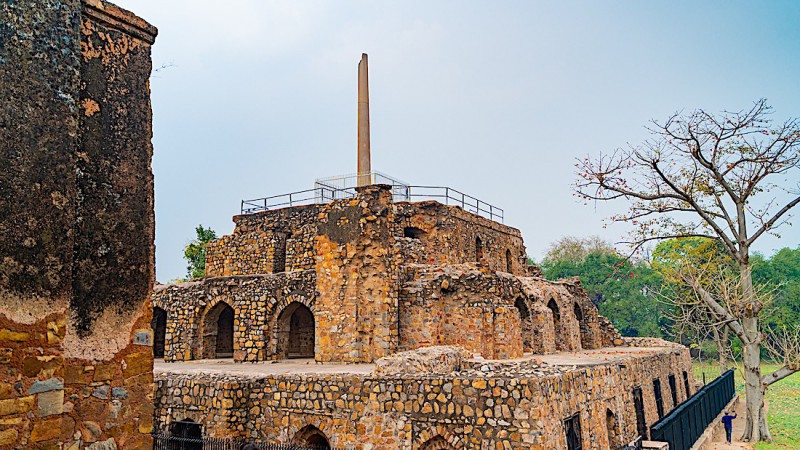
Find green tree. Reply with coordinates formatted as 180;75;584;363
541;237;666;338
752;246;800;334
184;225;217;280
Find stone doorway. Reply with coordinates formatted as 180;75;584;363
276;302;315;359
201;302;234;359
152;306;167;358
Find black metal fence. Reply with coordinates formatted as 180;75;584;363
153;434;343;450
649;369;735;450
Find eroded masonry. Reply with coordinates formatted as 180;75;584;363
153;183;694;449
1;0;157;448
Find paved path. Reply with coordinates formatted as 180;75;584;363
709;398;753;450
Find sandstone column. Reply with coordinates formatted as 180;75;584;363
0;0;157;448
357;53;371;187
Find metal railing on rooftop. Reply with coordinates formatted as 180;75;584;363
241;177;504;223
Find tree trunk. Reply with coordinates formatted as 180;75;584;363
713;326;729;374
739;264;772;442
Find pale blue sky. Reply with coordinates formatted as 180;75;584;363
114;0;800;282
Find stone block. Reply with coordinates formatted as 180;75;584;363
29;378;65;394
0;395;34;416
30;417;63;442
38;389;65;416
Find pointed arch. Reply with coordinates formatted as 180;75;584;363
292;425;330;449
275;301;315;359
514;297;533;353
548;297;568;351
201;301;234;359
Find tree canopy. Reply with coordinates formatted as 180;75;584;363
183;225;217;280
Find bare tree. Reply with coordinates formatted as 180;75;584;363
575;99;800;441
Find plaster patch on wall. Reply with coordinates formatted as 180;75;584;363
0;288;68;324
62;301;143;360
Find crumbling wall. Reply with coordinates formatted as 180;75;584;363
394;202;527;275
315;185;400;363
399;265;601;358
206;205;322;277
152;271;316;362
0;0;157;448
153;346;693;449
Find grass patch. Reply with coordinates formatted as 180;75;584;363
692;360;799;449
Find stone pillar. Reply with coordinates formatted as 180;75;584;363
314;185;398;363
357;53;371;187
0;0;157;448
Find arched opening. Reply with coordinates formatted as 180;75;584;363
170;418;202;450
201;302;234;359
514;297;532;353
475;236;484;262
152;306;167;359
605;409;619;449
547;298;567;351
404;226;426;239
292;425;330;449
420;435;456;450
505;249;513;273
276;302;315;359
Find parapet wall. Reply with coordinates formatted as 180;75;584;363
0;1;157;448
154;344;694;449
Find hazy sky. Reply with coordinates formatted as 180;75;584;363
113;0;800;282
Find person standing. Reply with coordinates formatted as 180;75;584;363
721;411;737;443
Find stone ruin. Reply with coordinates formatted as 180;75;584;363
0;1;695;448
1;0;157;448
151;184;694;449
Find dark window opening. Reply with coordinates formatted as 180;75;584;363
564;414;582;450
274;233;288;273
633;387;648;440
475;236;484;262
669;374;678;406
170;419;203;450
653;378;665;418
605;409;619;449
515;297;532;353
152;306;167;359
505;249;513;273
403;226;426;239
683;371;691;398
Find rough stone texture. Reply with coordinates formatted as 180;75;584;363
154;185;601;364
154;344;694;449
0;1;157;448
375;346;471;376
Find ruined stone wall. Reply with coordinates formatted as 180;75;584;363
399;265;602;358
152;271;316;362
315;185;400;363
153;345;693;449
206;205;323;277
0;1;157;448
394;202;526;275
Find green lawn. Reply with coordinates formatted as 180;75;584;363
692;360;800;449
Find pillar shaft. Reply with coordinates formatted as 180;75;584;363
357;53;371;186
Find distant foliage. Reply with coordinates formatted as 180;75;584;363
184;225;217;280
752;246;800;333
540;236;667;338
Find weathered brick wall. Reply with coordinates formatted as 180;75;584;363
399;265;602;358
0;1;157;448
315;185;400;363
206;205;323;277
394;202;527;275
154;344;694;449
152;271;316;362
